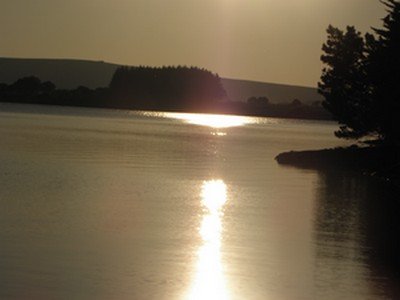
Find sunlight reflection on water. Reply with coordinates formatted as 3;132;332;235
188;179;229;300
1;105;394;300
167;113;250;128
142;111;256;128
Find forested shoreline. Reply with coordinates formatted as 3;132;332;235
0;66;331;120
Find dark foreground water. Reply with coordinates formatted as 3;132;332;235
0;103;399;300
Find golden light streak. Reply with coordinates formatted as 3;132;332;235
165;112;251;128
188;179;229;300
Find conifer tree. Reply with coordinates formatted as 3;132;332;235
367;0;400;144
319;0;400;144
318;25;370;138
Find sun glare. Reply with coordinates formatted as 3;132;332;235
188;179;229;300
165;112;250;128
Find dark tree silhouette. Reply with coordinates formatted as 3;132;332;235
10;76;43;95
318;26;371;139
247;96;269;107
367;0;400;145
0;83;7;93
291;99;302;106
41;81;56;93
109;66;227;111
319;0;400;145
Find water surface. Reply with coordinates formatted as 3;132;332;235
0;104;398;300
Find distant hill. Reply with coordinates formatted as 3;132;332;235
0;57;322;104
0;58;118;90
221;78;322;105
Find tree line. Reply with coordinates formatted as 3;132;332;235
109;66;227;111
0;66;227;111
0;66;330;120
0;76;110;107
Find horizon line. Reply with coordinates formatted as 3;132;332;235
0;56;318;89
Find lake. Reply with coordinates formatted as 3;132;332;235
0;103;399;300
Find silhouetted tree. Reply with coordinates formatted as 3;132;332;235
311;100;322;107
10;76;42;95
109;66;227;111
366;0;400;144
318;26;371;139
0;83;7;93
291;99;302;106
319;0;400;145
247;96;269;107
41;81;56;93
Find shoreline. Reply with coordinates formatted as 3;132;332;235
275;146;400;187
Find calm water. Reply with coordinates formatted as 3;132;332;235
0;103;399;300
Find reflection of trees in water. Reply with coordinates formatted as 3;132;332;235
313;170;400;299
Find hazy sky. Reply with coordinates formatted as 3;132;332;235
0;0;387;87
